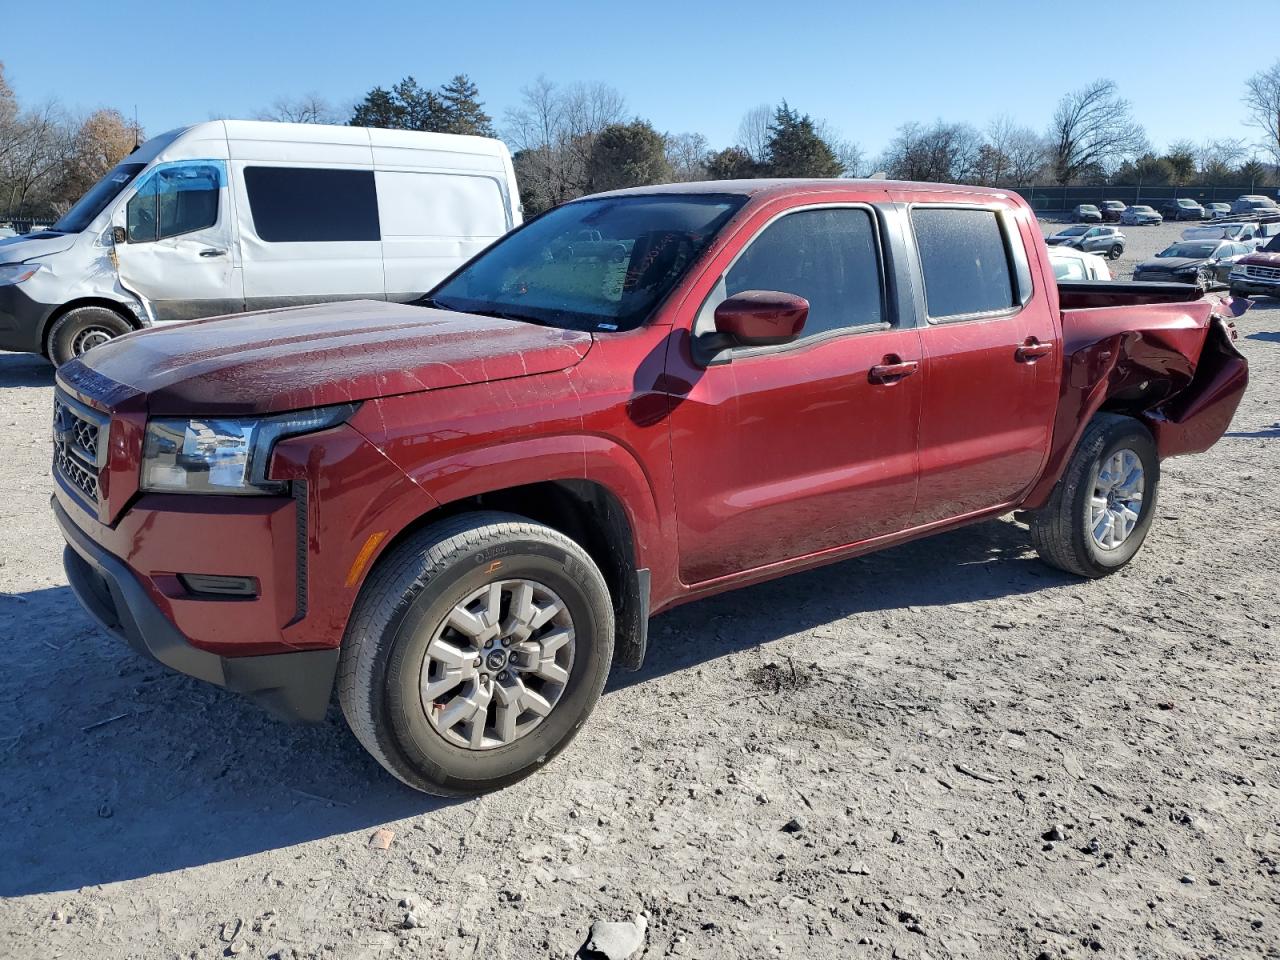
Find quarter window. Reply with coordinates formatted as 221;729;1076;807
721;207;884;338
126;163;221;243
911;207;1016;319
244;166;380;242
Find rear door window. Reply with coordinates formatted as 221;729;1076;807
244;166;380;242
910;207;1016;319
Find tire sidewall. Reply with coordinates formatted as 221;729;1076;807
1072;423;1159;575
378;535;613;794
48;307;132;366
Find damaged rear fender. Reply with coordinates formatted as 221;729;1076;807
1022;298;1249;509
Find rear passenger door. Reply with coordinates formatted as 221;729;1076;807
236;165;386;310
896;201;1060;525
667;203;924;585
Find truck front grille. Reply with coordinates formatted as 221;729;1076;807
53;391;109;508
1245;264;1280;281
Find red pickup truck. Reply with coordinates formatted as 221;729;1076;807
52;180;1248;796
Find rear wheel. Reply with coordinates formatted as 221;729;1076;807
1107;244;1123;260
337;512;615;796
1031;414;1159;579
47;306;133;366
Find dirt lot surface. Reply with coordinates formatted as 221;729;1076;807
2;223;1278;959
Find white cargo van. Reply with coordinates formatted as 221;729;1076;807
0;120;521;365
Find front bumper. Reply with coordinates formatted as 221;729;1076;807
55;496;339;722
1229;272;1280;295
0;283;52;353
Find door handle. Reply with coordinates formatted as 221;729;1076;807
199;248;226;258
1016;338;1054;362
868;356;920;384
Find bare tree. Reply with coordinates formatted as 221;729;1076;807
665;131;709;181
812;118;864;177
0;100;75;213
504;76;626;212
1243;60;1280;165
1197;137;1247;181
882;120;982;182
1047;79;1146;185
736;104;772;163
255;92;342;125
980;115;1045;185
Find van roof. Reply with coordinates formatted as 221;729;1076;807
144;119;511;158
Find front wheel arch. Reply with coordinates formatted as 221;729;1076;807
40;298;140;359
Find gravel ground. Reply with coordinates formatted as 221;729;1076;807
1;232;1278;959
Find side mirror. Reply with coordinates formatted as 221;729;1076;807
111;225;127;245
713;290;809;346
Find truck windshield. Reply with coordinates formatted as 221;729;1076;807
424;194;746;332
52;162;146;234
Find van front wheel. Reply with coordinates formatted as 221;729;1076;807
47;306;133;366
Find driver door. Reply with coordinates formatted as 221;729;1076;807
113;160;244;322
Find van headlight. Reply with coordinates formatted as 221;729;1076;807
0;263;42;285
141;404;357;494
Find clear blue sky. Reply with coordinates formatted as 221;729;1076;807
6;0;1278;159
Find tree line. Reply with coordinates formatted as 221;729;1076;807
4;59;1280;219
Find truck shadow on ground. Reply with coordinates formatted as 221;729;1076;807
0;516;1067;896
0;352;55;388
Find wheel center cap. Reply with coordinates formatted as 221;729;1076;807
485;650;508;672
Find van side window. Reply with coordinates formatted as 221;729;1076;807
244;167;380;242
911;207;1016;319
125;164;221;243
721;207;885;338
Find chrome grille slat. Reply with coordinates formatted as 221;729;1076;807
52;390;109;509
1244;264;1280;281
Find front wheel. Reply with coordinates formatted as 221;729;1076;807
337;512;615;796
1030;414;1159;578
47;306;133;366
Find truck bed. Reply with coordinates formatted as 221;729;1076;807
1056;279;1210;309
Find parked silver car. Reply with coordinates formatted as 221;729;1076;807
1044;224;1126;259
1230;195;1279;216
1121;205;1163;226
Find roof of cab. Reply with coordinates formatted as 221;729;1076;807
586;178;1024;202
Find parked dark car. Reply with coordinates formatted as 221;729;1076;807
1204;203;1231;220
1132;239;1251;286
1100;200;1127;221
1158;198;1205;221
1072;204;1102;223
1044;224;1126;259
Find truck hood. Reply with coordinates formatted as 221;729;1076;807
0;230;79;262
1135;256;1202;272
65;299;594;416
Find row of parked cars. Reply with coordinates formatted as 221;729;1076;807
1072;195;1279;225
1046;213;1280;295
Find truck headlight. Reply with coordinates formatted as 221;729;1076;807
141;404;357;494
0;263;42;285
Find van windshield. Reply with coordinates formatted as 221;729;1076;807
423;194;746;332
52;162;146;233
